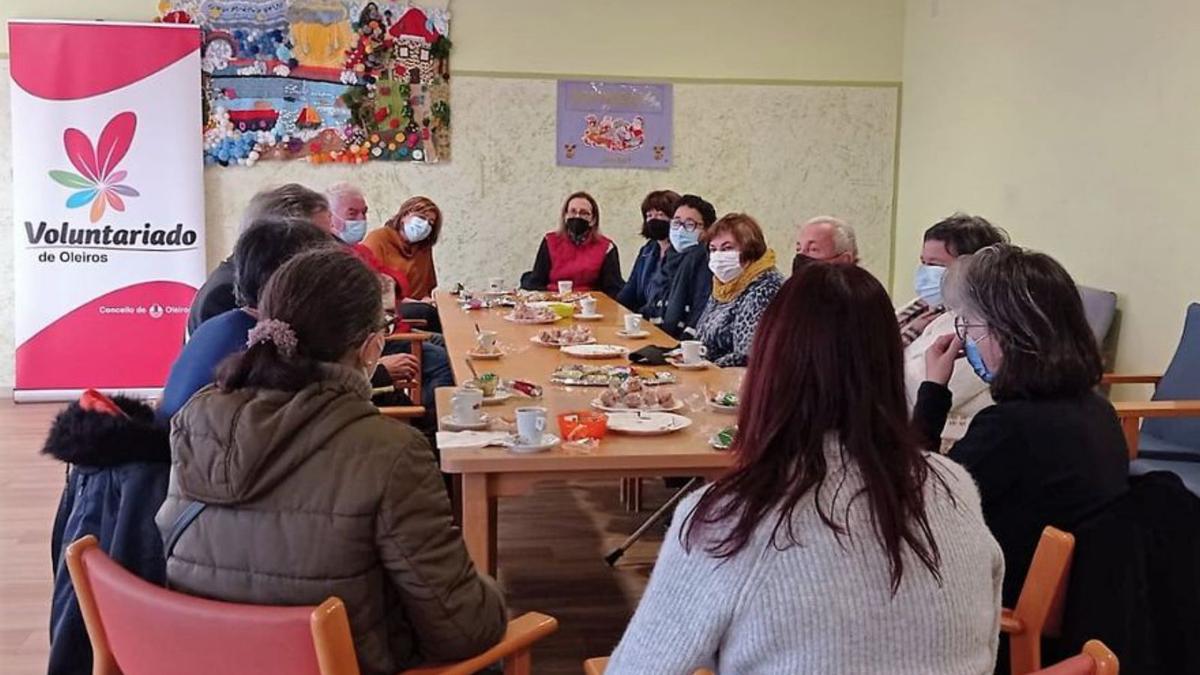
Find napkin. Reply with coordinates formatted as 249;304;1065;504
436;430;512;449
628;344;679;366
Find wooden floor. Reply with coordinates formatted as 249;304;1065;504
0;399;674;674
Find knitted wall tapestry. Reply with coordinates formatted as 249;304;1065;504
156;0;451;166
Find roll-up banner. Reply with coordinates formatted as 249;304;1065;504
8;21;205;401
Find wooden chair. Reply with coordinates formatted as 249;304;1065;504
1002;526;1076;675
377;331;431;420
67;535;557;675
583;658;712;675
1033;640;1119;675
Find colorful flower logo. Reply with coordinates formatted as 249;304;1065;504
49;112;140;223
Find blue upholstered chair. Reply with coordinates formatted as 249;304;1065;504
1109;303;1200;495
1078;285;1119;370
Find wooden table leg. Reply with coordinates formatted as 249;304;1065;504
461;473;493;575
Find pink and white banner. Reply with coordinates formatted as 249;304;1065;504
9;21;205;401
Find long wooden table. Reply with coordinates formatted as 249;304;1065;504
434;291;740;574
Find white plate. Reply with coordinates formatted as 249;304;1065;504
530;335;596;347
562;344;628;359
710;429;737;450
668;358;711;370
591;398;684;413
606;412;693;436
467;349;503;360
461;385;515;405
504;313;559;325
616;329;651;339
440;414;491;431
708;400;738;414
575;313;604;321
507;433;560;454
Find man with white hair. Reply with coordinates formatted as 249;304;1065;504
794;216;858;267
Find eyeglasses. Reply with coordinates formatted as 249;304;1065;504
953;315;988;342
378;314;396;336
670;218;702;232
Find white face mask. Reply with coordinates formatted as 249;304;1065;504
708;250;743;283
403;216;432;243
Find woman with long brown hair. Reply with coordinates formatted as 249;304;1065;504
607;263;1002;674
519;191;625;297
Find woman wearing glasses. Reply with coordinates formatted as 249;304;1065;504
158;248;507;674
616;189;680;314
520;191;625;297
913;244;1128;608
645;194;719;337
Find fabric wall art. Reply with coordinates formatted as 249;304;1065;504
156;0;451;166
556;80;672;170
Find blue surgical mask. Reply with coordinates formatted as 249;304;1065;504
964;336;995;383
337;219;368;245
403;216;432;243
914;264;946;307
669;227;700;253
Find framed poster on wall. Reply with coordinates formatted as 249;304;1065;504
556;80;672;170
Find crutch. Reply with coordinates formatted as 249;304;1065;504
604;477;703;566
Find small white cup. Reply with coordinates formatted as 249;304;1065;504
451;388;484;425
515;406;548;445
557;280;574;296
476;330;498;353
488;277;504;292
623;314;642;333
579;296;598;316
680;340;708;364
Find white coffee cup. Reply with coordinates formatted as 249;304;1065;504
476;330;498;352
557;280;574;296
680;340;708;364
488;277;504;292
579;296;598;316
515;406;548;445
451;388;484;425
623;314;642;333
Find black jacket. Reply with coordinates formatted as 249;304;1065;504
46;396;171;675
656;245;711;339
914;382;1129;606
186;257;235;336
1050;471;1200;674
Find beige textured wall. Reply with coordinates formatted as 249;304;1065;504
0;66;898;387
896;0;1200;376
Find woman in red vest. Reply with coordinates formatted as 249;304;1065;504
520;191;625;297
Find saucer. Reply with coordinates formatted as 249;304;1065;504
575;313;604;321
507;433;560;454
467;348;503;360
441;414;491;431
616;329;650;339
668;358;711;370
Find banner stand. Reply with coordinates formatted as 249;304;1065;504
9;21;206;401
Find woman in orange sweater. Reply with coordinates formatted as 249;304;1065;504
363;196;443;330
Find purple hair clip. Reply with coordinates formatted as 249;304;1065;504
246;318;298;358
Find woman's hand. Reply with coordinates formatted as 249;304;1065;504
924;334;963;386
380;354;419;382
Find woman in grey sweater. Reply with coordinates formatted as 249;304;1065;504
608;263;1003;674
694;213;785;367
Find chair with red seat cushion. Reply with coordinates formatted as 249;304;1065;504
66;535;357;675
66;535;557;675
